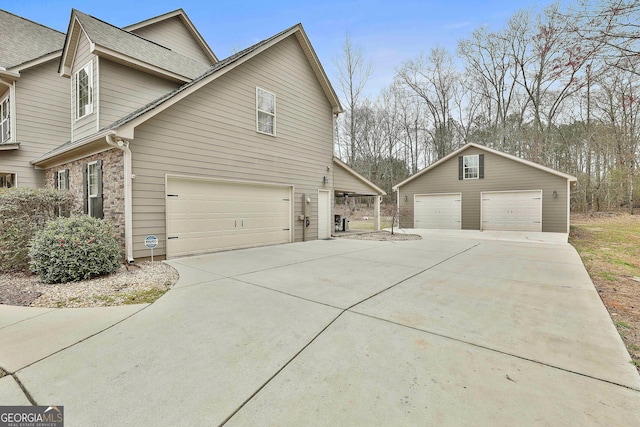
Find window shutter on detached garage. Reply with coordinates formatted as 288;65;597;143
479;154;484;179
458;156;463;180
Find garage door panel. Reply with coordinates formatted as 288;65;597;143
166;177;292;258
414;193;461;229
481;190;542;232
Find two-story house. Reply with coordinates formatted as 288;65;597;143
2;8;385;261
0;10;69;188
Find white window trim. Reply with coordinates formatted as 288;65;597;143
75;61;93;120
256;87;276;136
87;161;98;216
0;172;17;188
0;92;11;144
57;170;68;190
463;154;480;180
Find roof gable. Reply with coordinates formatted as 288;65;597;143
33;23;343;165
0;9;64;70
393;143;577;190
124;9;217;64
333;157;386;196
107;23;342;138
59;9;210;82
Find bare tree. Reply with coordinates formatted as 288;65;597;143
570;0;640;75
334;34;374;163
397;47;460;159
458;24;523;151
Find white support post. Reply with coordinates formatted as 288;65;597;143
374;195;381;231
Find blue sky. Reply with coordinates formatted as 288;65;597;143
4;0;537;97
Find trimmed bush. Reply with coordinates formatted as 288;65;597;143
0;188;75;272
29;216;121;284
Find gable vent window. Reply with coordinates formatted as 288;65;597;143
0;94;10;143
459;154;484;180
75;62;93;119
256;87;276;136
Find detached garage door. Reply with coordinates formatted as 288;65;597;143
481;190;542;232
166;177;292;258
414;193;462;229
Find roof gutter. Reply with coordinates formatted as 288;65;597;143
106;133;135;264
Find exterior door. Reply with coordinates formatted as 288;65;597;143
318;190;331;239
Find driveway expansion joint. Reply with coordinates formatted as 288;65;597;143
352;311;640;393
11;373;37;406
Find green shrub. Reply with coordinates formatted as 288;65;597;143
29;216;121;284
0;187;75;272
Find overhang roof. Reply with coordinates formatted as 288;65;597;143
59;10;210;81
333;157;386;196
393;142;577;190
0;9;64;70
124;9;218;64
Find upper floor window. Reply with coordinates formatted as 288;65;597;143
458;154;484;180
75;62;93;119
0;94;10;143
256;87;276;136
463;155;479;179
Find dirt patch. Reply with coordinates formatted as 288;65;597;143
0;261;178;308
570;212;640;373
337;231;422;241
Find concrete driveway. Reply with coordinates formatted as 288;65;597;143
1;230;639;425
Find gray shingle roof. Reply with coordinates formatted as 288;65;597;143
74;10;209;79
0;10;65;69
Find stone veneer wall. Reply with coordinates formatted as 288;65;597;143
45;148;125;255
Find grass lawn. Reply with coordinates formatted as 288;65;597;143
348;218;394;231
569;213;640;372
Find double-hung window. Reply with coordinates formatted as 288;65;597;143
0;172;15;188
463;155;479;179
458;154;484;180
75;62;93;119
0;94;10;143
256;87;276;136
84;161;103;219
57;169;69;191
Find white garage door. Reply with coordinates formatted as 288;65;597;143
414;193;462;229
481;190;542;232
166;177;292;258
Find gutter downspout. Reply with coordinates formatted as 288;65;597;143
106;133;134;264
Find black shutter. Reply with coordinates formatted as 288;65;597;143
458;156;463;180
95;159;104;219
64;169;70;190
479;154;484;179
83;164;88;214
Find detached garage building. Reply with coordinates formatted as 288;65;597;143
393;143;576;234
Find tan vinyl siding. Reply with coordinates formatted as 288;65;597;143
129;17;212;65
333;163;379;195
7;59;70;187
129;35;333;257
71;30;97;141
398;146;569;233
99;60;179;129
